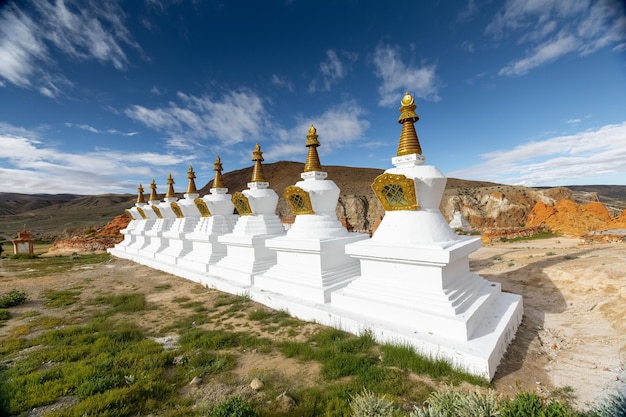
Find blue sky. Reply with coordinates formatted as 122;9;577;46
1;0;625;195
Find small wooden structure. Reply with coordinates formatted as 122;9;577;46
12;230;34;255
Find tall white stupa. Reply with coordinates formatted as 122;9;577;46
115;184;149;252
211;144;286;286
331;93;523;379
255;126;368;304
177;157;238;276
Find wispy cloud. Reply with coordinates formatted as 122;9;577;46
372;44;443;106
0;0;139;96
308;49;358;93
271;74;294;92
65;122;139;137
125;90;268;151
0;122;187;194
449;122;626;186
263;100;370;161
487;0;626;76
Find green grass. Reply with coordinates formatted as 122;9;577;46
42;289;82;308
2;253;111;277
92;293;148;314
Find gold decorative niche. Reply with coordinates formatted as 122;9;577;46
284;185;315;215
372;173;420;211
136;207;147;219
194;198;212;217
151;205;163;219
170;202;184;218
125;209;133;219
232;192;253;216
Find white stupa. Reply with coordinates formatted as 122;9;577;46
255;125;368;304
331;93;523;379
123;180;164;256
449;211;470;229
137;174;179;259
177;157;238;277
155;166;203;265
211;144;286;286
115;184;148;252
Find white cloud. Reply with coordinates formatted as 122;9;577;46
308;49;357;93
499;33;578;76
488;0;626;76
0;0;139;96
0;123;188;194
372;44;442;106
125;90;268;150
263;100;370;162
65;122;139;137
449;122;626;185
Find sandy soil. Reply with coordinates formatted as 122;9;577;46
1;237;624;411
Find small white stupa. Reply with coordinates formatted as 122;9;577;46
116;184;148;252
255;125;368;303
177;157;238;276
211;144;286;286
138;174;179;259
124;180;162;255
155;166;203;265
331;93;523;379
449;211;470;229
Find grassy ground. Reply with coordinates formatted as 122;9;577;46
0;253;608;416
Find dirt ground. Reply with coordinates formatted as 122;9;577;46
1;237;624;411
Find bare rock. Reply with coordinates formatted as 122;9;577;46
276;391;296;411
250;377;264;390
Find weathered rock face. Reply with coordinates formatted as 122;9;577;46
440;186;574;229
527;200;611;236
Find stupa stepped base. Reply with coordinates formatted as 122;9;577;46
211;234;284;286
255;233;368;304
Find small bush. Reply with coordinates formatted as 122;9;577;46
207;396;259;417
350;389;395;417
0;289;28;308
0;309;10;320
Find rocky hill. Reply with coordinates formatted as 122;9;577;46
1;161;625;245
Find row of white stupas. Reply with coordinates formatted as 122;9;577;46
109;93;522;380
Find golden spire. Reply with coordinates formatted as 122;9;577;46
396;92;422;156
136;184;146;204
165;173;176;198
149;179;159;202
304;124;322;172
186;165;198;194
250;143;267;182
212;156;225;188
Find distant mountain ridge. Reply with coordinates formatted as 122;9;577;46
1;161;625;241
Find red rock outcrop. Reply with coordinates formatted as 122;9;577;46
527;200;612;236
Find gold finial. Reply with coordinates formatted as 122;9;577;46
149;179;159;202
250;143;267;182
186;165;198;194
136;184;146;204
212;156;225;188
396;92;422;156
165;173;176;198
304;124;322;172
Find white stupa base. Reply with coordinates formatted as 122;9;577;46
210;214;286;286
137;234;169;260
211;234;282;286
255;232;368;304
